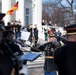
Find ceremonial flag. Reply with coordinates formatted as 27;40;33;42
6;1;18;15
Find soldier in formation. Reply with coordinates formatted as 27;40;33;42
54;24;76;75
0;13;25;75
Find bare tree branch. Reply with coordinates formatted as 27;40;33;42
66;0;73;6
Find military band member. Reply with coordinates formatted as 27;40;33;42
0;13;24;75
54;24;76;75
2;30;24;75
0;13;14;75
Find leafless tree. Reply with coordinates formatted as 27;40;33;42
59;0;74;24
42;0;76;26
42;0;67;26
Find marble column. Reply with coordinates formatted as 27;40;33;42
16;0;19;21
2;0;11;25
32;0;42;26
18;0;26;26
32;0;42;39
36;0;42;28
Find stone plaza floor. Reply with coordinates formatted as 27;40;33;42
28;67;44;75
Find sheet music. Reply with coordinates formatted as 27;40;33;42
21;31;30;40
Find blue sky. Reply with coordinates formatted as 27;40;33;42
42;0;74;7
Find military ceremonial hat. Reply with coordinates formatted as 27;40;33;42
64;24;76;35
3;30;15;34
48;28;56;37
3;30;15;38
0;13;6;31
0;13;6;21
48;30;55;37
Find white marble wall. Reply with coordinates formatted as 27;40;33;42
16;0;19;21
32;0;42;39
2;0;12;25
18;0;26;26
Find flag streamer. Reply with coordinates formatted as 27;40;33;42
6;1;18;15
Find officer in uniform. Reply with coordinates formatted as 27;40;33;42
54;24;76;75
31;31;58;75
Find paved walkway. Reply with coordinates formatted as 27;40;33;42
22;38;47;52
28;67;44;75
38;38;47;45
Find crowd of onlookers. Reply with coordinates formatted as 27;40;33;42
42;19;70;27
4;19;65;47
5;20;39;47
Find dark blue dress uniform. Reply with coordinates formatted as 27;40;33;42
0;46;14;75
38;42;57;73
54;24;76;75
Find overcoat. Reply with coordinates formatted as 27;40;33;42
54;41;76;75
